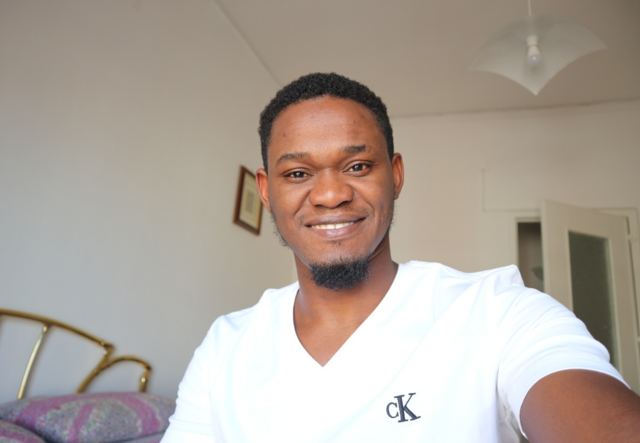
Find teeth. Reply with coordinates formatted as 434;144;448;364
312;222;355;230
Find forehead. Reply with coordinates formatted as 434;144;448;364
268;97;385;165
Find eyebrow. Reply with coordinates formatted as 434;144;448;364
275;152;311;166
275;145;368;167
343;144;367;154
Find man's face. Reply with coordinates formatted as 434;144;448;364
256;96;403;271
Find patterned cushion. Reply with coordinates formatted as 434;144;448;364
0;419;45;443
0;392;175;443
118;433;165;443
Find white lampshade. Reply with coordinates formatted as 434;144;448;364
470;13;606;95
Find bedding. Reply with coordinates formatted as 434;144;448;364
0;419;45;443
117;433;164;443
0;309;175;443
0;392;174;443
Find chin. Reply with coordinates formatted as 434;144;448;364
308;252;373;291
302;246;374;267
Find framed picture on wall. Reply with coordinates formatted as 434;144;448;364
233;166;263;235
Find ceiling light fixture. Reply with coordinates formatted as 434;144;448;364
470;0;606;95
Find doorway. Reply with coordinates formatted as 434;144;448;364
515;201;640;393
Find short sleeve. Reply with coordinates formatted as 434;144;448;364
496;288;625;433
161;325;217;442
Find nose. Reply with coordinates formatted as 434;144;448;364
309;171;354;208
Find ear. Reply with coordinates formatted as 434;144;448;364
256;168;272;213
391;153;404;199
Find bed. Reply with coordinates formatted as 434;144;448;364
0;308;174;443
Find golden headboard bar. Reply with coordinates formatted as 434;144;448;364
77;355;152;393
18;324;49;400
0;309;111;348
0;308;151;399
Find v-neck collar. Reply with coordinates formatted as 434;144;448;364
284;263;410;371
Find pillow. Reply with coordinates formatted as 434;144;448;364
0;419;45;443
117;432;165;443
0;392;175;443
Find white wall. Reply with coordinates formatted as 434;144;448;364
0;0;294;401
390;100;640;272
2;0;639;404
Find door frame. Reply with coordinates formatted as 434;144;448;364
510;207;640;349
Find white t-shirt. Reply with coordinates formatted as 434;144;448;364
162;262;623;443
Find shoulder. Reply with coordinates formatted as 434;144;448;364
398;263;603;351
208;281;299;345
398;261;576;336
400;261;529;304
401;260;524;286
167;284;298;439
204;281;299;352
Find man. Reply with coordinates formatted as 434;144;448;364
163;73;640;442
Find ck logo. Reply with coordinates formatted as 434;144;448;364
386;393;421;422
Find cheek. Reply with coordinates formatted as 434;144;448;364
369;190;396;229
268;195;302;231
271;184;309;212
363;182;395;210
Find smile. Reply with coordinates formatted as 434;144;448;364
311;222;355;230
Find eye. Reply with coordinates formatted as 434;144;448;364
285;170;309;179
347;163;370;173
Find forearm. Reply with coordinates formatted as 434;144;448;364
521;369;640;443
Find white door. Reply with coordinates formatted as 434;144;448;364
541;200;640;392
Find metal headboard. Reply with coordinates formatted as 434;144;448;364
0;308;151;400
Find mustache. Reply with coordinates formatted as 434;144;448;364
295;206;373;226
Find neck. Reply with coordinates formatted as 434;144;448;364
294;237;398;327
292;237;398;366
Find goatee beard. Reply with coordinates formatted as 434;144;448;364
309;254;372;291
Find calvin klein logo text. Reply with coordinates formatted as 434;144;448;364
386;393;421;422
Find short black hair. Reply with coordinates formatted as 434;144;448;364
258;72;394;171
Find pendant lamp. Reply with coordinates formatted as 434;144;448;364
470;0;606;95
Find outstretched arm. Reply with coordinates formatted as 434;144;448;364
521;369;640;443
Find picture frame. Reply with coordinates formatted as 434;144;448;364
233;166;263;235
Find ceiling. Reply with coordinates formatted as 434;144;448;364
214;0;640;117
